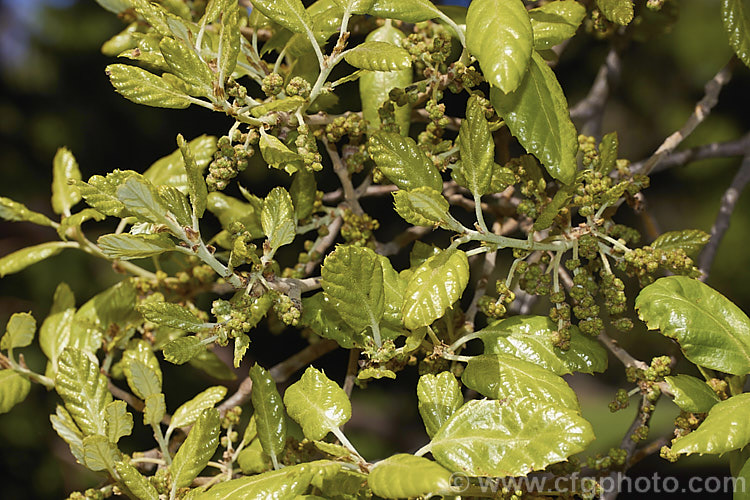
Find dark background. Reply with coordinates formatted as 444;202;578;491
0;0;748;497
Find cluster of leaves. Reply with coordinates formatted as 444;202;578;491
1;0;750;498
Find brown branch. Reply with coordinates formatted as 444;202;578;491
570;48;622;138
639;59;735;176
465;250;497;326
631;132;750;175
377;226;433;256
598;332;649;370
342;349;360;398
324;138;363;215
698;148;750;279
304;216;343;275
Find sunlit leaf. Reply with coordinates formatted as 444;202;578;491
144;393;166;426
664;374;720;413
115;461;159;500
250;0;312;34
169;386;228;432
159;36;213;97
529;0;586;50
50;405;84;463
393;187;460;230
0;242;72;278
106;64;193;109
194;462;315;499
368;132;443;192
0;370;31;414
82;434;120;472
249;364;287;464
0;196;55;227
369;0;442;23
596;0;634;26
163;336;205;365
170;408;221;492
651;229;710;258
369;454;453;498
98;233;175;260
177;134;208;218
104;400;133;443
55;348;112;436
144;135;217;191
1;312;36;350
262;187;297;251
51;147;82;215
671;393;750;455
722;0;750;68
138;301;207;332
284;366;351;441
344;41;412;71
417;371;463;438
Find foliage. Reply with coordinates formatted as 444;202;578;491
1;0;749;498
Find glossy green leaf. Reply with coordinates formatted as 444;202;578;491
115;461;159;500
368;132;443;192
664;375;720;413
116;176;176;229
218;3;241;81
462;354;579;410
360;24;413;135
125;359;162;400
597;131;619;175
250;96;307;118
417;371;463;438
671;393;750;455
51;147;82;215
189;349;237;381
490;52;577;185
466;0;532;93
39;283;76;375
156;185;193;227
429;398;594;476
50;405;84;462
55;348;112;436
82;434;120;472
402;249;469;330
68;280;138;354
0;242;71;278
478;315;608;375
636;276;750;375
0;370;31;414
163;336;205;364
122;339;162;386
138;301;207;332
0;196;55;227
106;64;192;109
236;438;271;475
194;462;314;499
393;186;460;231
333;0;374;14
284;366;351;441
169;386;228;432
72;170;137;217
177;134;208;218
370;454;453;498
260;131;302;174
651;229;711;258
98;233;175;260
596;0;634;25
1;312;36;350
369;0;442;22
249;364;287;463
144;135;217;191
104;400;133;443
207;191;264;239
234;333;250;368
144;393;166;426
321;245;385;339
290;169;317;221
57;209;106;240
201;0;234;25
159;37;213;97
344;41;411;71
377;254;409;340
301;293;365;349
722;0;750;68
170;408;221;492
130;0;171;36
529;0;586;50
94;0;130;14
457;96;494;196
262;187;297;251
251;0;312;34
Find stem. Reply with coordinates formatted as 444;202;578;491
414;443;431;457
331;426;365;463
426;326;441;347
153;423;172;466
466;229;574;252
449;331;483;352
441;352;474;363
474;193;488;233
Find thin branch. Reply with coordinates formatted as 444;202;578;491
324;138;363;215
598;332;648;370
699;148;750;279
570;48;622;138
465;249;497;326
630;132;750;175
304;216;343;275
378;226;433;256
639;59;735;176
342;348;360;398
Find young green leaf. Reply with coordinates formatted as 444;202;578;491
82;434;121;472
0;370;31;414
130;0;171;36
377;254;409;341
177;134;208;218
290;169;317;221
104;400;133;444
429;398;594;476
159;37;213;97
201;0;234;25
368;0;442;23
478;315;608;375
115;176;175;229
462;354;580;410
596;0;634;26
50;405;84;463
143;393;166;426
55;348;112;436
39;283;76;375
51;147;82;215
417;372;463;438
163;336;205;364
664;375;721;413
72;170;138;217
138;301;207;331
359;24;413;135
636;276;750;375
321;245;385;342
344;41;412;71
456;96;494;197
260;131;302;174
597;131;619;175
124;359;162;400
144;135;216;190
57;209;106;240
121;339;162;386
722;0;750;68
671;393;750;455
651;229;710;258
207;191;264;239
97;233;175;260
94;0;130;14
170;408;221;493
261;187;297;251
194;462;315;499
283;366;352;441
393;186;461;230
250;0;313;34
114;461;159;500
169;386;227;432
368;132;443;192
333;0;374;14
234;333;250;368
529;0;586;50
236;438;271;474
106;64;192;108
466;0;532;94
300;293;366;349
490;52;578;185
369;454;453;498
0;197;55;227
218;3;241;83
402;249;469;330
249;364;287;466
0;242;72;278
1;312;36;350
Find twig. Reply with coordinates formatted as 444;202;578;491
630;132;750;175
465;249;497;326
342;349;360;398
570;48;622;138
378;226;433;256
324;138;363;215
304;216;343;275
598;332;648;370
217;340;339;415
639;59;735;176
108;382;172;426
698;148;750;279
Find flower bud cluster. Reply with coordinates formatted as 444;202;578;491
341;209;379;248
207;135;256;191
